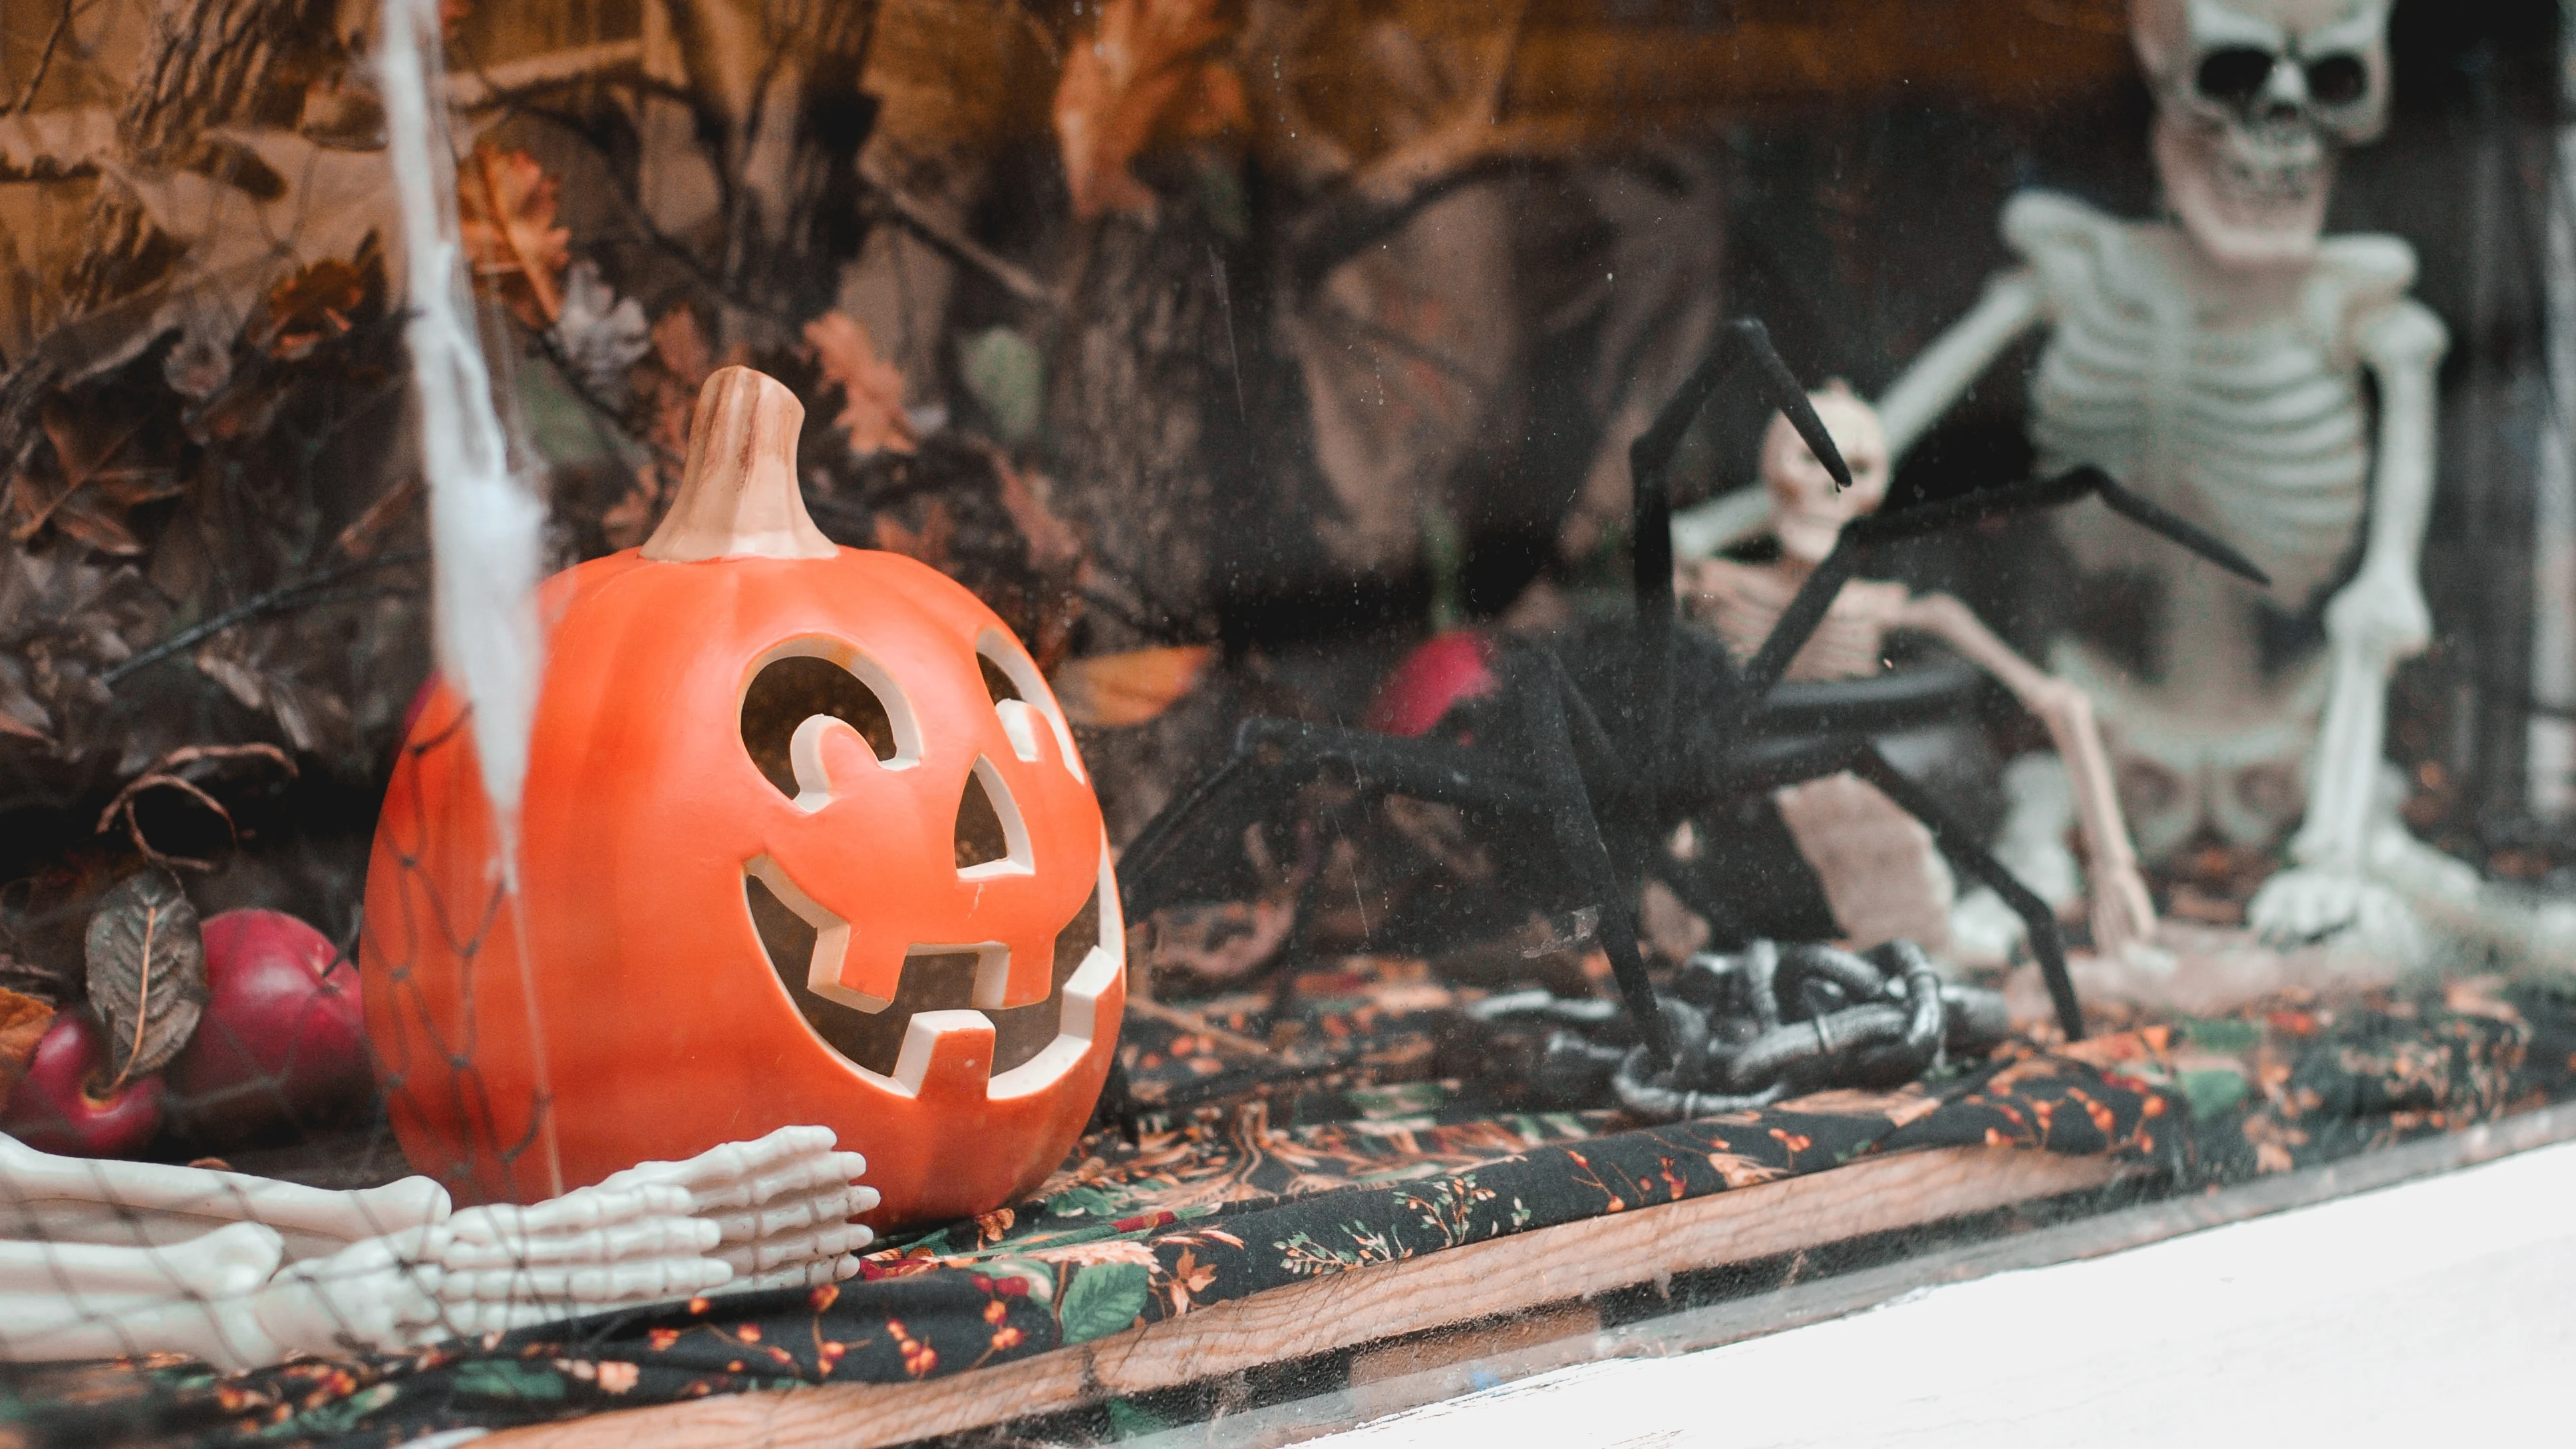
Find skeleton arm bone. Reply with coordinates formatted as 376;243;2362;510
1896;592;2157;960
0;1132;448;1258
1876;273;2046;460
2287;301;2444;871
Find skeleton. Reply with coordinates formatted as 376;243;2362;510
1679;386;2159;967
1850;0;2453;959
0;1126;875;1370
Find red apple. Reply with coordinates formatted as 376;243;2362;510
1365;630;1499;738
0;1011;166;1158
166;909;371;1148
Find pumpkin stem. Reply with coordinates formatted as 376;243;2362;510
642;365;839;562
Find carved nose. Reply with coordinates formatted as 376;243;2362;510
954;758;1033;879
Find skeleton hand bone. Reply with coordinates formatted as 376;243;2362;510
596;1125;878;1289
1;1126;877;1369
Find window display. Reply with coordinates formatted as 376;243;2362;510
0;0;2567;1443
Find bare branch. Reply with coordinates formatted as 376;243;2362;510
5;0;73;115
447;41;647;112
859;162;1054;309
102;552;425;689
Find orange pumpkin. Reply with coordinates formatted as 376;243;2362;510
361;367;1122;1225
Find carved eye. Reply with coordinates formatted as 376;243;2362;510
2304;53;2368;106
2195;47;2279;106
740;651;911;799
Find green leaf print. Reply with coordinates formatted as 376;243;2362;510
1058;1262;1153;1343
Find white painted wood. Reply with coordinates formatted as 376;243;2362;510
1313;1138;2576;1447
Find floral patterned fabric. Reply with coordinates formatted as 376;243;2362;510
7;961;2571;1449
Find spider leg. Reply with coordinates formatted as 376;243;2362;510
1732;464;2267;729
1846;464;2269;585
1518;673;1674;1064
1631;319;1850;842
1726;734;2086;1043
1118;718;1534;920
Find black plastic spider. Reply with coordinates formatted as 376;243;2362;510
1114;319;2266;1070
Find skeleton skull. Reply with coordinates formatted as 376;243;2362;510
2130;0;2393;268
1762;381;1890;564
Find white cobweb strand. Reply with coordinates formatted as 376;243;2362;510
379;0;547;878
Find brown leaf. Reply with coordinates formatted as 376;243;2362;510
458;144;571;328
651;304;714;389
805;312;918;456
599;464;666;552
1052;644;1215;727
0;988;54;1116
264;253;372;359
873;500;955;567
1052;0;1245;221
84;868;208;1088
636;305;717;470
7;395;182;554
45;493;147;556
996;460;1086;575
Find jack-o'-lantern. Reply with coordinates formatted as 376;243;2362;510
361;366;1123;1225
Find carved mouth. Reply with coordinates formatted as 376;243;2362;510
744;852;1121;1096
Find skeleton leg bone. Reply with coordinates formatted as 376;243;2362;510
1897;592;2160;965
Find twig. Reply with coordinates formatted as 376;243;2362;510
859;166;1055;309
1123;997;1278;1058
506;102;806;329
526;324;682;473
1315;297;1498;397
6;0;73;115
446;41;646;112
102;552;425;688
95;743;295;876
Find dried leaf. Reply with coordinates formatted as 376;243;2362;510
805;312;919;456
7;395;184;556
1052;0;1246;221
874;499;955;567
600;465;665;552
0;988;54;1115
84;868;208;1088
651;304;714;388
457;144;571;328
45;493;148;556
1052;644;1215;727
636;305;717;468
94;128;404;395
264;255;371;359
995;459;1085;575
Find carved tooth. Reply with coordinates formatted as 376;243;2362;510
891;1010;997;1100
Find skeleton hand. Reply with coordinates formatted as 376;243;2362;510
2323;569;2430;672
2247;864;2428;962
597;1125;877;1289
251;1179;740;1361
